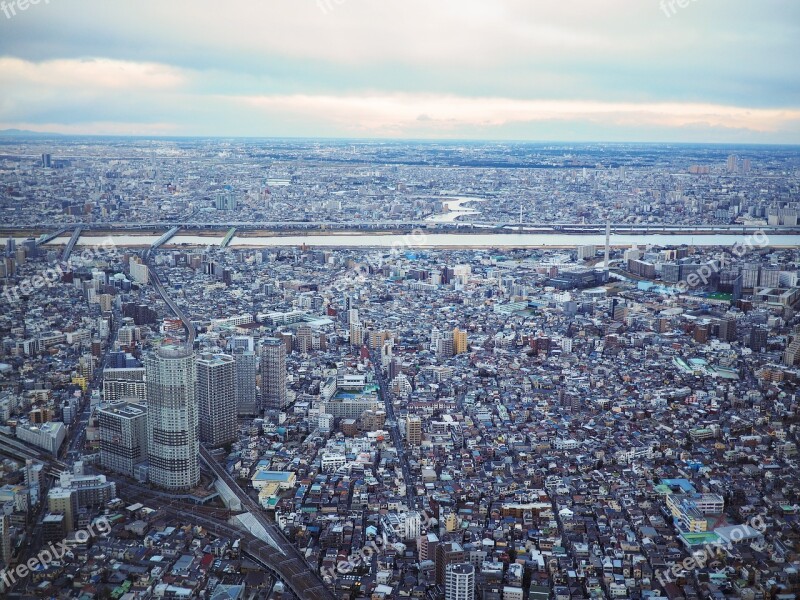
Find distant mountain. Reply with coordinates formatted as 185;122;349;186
0;128;65;138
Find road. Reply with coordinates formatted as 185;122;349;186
66;304;123;460
141;250;334;599
145;259;196;349
198;446;337;600
113;479;332;600
4;221;800;235
368;350;417;509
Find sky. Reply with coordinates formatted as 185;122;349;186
0;0;799;143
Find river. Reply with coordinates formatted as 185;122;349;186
33;232;800;249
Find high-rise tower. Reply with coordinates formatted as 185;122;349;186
261;338;287;411
145;345;199;491
197;353;236;447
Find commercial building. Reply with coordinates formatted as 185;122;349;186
16;421;66;455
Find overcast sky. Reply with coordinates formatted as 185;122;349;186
0;0;798;142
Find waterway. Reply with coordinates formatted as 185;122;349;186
425;196;486;223
35;232;800;249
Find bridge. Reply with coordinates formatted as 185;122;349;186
221;227;237;248
36;226;70;246
61;226;83;261
0;435;70;477
151;226;180;250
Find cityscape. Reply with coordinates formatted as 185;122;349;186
1;2;800;600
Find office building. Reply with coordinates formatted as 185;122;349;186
197;353;236;448
261;338;287;411
98;401;148;477
145;345;200;491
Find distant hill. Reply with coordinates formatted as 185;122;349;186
0;128;65;138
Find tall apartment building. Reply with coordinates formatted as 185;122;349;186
48;488;76;533
261;338;287;411
453;328;468;355
445;563;475;600
0;514;10;568
348;308;363;346
436;541;465;586
197;353;236;447
98;401;148;477
437;335;454;359
232;348;258;416
406;415;422;447
102;367;146;403
750;326;768;352
296;325;313;354
784;338;800;367
145;345;199;491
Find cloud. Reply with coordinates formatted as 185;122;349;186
0;57;186;91
237;93;800;137
0;1;797;140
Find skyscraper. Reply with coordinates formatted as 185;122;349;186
445;563;475;600
197;353;236;448
262;338;287;411
233;348;258;416
145;345;199;491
